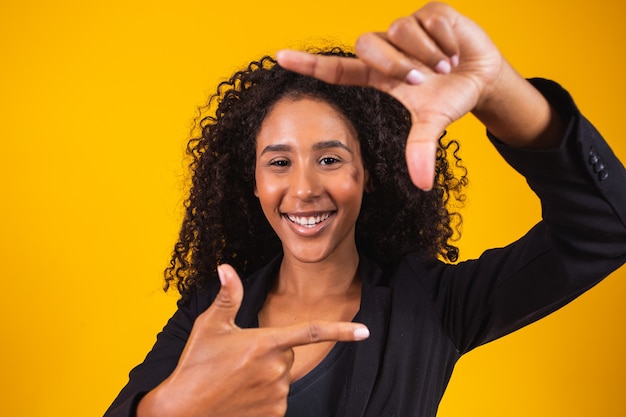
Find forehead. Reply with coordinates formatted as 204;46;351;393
255;96;359;150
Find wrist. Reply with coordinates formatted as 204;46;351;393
473;61;564;149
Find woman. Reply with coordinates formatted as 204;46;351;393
105;3;626;416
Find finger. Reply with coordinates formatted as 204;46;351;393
414;4;461;65
269;320;370;350
405;115;450;190
354;32;427;85
406;137;437;191
276;49;372;86
201;264;244;327
386;16;455;74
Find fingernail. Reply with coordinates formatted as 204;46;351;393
354;326;370;340
406;69;425;85
217;265;226;286
450;55;459;68
435;59;451;74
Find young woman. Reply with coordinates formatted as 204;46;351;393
104;3;626;416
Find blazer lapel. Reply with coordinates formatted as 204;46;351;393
337;255;392;417
235;253;282;328
233;251;393;417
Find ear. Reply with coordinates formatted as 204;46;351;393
253;181;258;197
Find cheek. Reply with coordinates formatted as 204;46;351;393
254;170;281;207
336;167;366;204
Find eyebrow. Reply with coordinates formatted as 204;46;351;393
260;140;353;156
259;144;290;156
313;140;353;153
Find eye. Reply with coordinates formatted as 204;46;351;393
269;158;290;167
320;156;341;165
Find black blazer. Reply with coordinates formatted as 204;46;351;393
104;79;626;417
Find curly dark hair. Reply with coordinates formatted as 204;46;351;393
165;47;467;303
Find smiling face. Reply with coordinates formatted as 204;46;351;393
254;96;368;265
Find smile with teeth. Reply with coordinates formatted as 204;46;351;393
285;212;332;228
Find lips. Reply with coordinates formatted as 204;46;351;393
284;212;333;228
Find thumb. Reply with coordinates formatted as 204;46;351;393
406;139;436;191
405;117;447;191
204;264;244;327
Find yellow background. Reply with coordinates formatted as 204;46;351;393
1;0;625;416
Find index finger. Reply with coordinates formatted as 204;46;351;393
276;49;372;86
268;320;370;350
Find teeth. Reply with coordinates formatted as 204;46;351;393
287;213;331;228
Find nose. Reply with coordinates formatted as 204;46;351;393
290;164;322;200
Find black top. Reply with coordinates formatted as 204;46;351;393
250;313;357;417
286;341;353;417
103;79;626;417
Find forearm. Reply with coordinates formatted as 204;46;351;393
446;80;626;353
490;78;626;270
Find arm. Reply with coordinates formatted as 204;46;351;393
276;2;566;188
103;286;207;417
276;1;625;352
104;265;369;417
421;78;626;353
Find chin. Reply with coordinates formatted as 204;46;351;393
283;239;355;265
286;249;333;264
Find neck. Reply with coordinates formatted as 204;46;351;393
276;245;360;298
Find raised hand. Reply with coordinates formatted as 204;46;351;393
277;2;561;190
137;264;369;417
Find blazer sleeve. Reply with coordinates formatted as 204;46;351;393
419;78;626;354
102;289;213;417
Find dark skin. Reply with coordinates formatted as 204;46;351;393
253;96;368;380
278;2;564;189
138;3;565;417
257;270;361;381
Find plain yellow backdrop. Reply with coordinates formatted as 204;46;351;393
1;0;624;416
